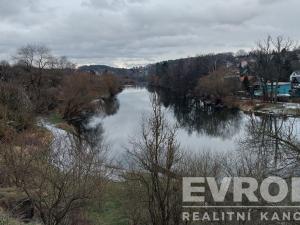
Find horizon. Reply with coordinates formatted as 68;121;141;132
0;0;299;68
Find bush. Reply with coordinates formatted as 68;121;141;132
0;83;33;133
196;67;241;99
58;73;120;121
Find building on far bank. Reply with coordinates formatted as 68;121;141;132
290;71;300;96
254;82;291;98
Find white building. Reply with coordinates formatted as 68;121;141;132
290;71;300;89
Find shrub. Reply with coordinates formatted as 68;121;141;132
0;83;33;132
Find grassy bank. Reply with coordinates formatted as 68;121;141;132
0;215;38;225
227;97;300;117
86;182;128;225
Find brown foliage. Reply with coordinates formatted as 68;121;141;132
196;67;241;98
0;82;33;136
100;73;120;97
58;72;120;121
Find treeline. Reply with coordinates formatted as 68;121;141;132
148;52;235;96
0;44;120;132
79;64;148;84
252;36;300;101
148;36;300;102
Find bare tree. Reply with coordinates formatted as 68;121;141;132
59;72;120;122
14;44;53;108
253;35;275;101
253;35;296;102
14;45;35;72
125;94;182;225
272;36;295;102
35;45;52;71
14;44;52;71
1;129;108;225
195;67;240;101
0;60;12;81
47;56;75;70
58;56;75;70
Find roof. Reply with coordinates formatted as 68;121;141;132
290;71;300;83
292;71;300;75
266;82;290;86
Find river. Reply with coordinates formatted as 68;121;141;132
86;87;255;158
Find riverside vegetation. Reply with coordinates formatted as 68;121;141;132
1;37;300;225
0;44;120;225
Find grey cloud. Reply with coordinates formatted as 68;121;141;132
0;0;42;20
0;0;299;67
84;0;149;10
83;0;128;10
259;0;285;4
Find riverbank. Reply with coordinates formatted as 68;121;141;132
231;98;300;117
149;85;300;117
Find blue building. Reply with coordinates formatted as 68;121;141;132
254;82;291;97
253;72;300;98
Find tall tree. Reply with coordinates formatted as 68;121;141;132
126;94;181;225
253;35;296;102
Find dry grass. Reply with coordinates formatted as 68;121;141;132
0;214;38;225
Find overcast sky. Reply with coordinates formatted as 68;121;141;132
0;0;299;68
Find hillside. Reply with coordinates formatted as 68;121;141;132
79;65;131;76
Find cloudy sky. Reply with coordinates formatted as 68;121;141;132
0;0;299;67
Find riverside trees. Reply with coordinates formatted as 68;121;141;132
2;44;121;120
148;53;235;96
0;44;120;224
195;67;240;101
1;126;108;225
125;94;182;225
59;72;120;122
12;44;76;112
252;35;297;102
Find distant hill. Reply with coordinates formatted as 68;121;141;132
78;65;149;84
78;65;131;76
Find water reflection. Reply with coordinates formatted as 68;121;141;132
87;87;247;156
239;113;300;176
151;87;243;139
101;97;120;116
79;97;120;148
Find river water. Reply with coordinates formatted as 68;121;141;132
87;87;254;158
84;86;300;164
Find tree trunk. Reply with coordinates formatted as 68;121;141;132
275;80;279;103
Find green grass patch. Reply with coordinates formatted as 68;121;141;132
86;182;129;225
48;113;64;124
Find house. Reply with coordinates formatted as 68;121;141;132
251;71;300;98
290;71;300;88
290;71;300;96
240;60;248;68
